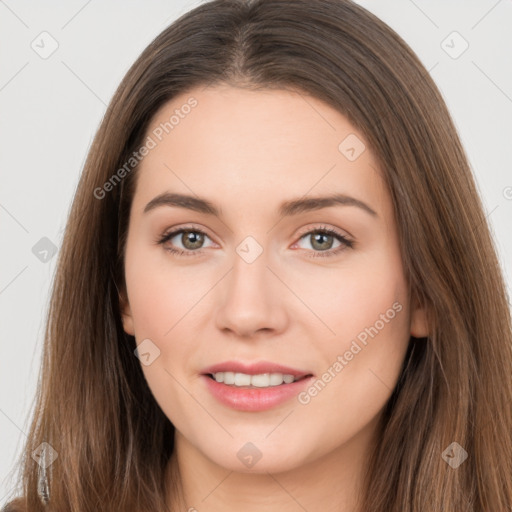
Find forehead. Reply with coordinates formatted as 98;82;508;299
132;84;389;219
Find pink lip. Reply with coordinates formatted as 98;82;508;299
201;360;314;412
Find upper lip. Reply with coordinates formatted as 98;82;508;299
201;360;313;378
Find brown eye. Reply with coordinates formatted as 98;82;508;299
309;232;335;251
157;227;214;256
180;230;205;250
293;227;354;258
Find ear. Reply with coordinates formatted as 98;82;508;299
410;294;429;338
119;289;135;336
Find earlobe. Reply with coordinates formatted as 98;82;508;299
410;297;429;338
119;292;135;336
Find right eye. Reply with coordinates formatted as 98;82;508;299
157;226;216;257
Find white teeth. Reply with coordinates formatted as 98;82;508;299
251;373;270;387
223;372;235;385
269;373;283;386
212;372;300;387
234;372;251;386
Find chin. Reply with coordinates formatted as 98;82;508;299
201;439;310;474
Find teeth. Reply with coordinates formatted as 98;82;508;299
269;373;283;386
212;372;300;388
283;374;295;384
223;372;235;385
234;373;251;386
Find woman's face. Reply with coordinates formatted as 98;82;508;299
120;84;428;474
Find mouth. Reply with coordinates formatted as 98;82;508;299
200;361;315;411
205;371;312;388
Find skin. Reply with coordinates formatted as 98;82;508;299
120;84;429;512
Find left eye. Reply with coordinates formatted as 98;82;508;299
297;231;340;251
293;228;353;257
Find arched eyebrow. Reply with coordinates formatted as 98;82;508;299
279;194;377;218
143;192;378;218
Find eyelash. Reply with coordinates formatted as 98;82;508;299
156;224;354;259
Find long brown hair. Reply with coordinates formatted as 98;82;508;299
4;0;512;510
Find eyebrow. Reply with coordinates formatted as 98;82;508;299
143;192;378;218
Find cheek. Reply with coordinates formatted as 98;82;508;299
294;244;411;405
124;240;214;339
124;244;207;423
123;243;212;411
295;246;408;344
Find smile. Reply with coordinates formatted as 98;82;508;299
209;371;304;388
200;361;314;412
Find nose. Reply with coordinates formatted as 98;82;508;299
214;244;289;339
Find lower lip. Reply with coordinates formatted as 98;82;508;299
202;374;314;412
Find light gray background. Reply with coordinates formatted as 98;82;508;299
1;0;511;505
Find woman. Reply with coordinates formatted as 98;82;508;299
4;0;512;510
